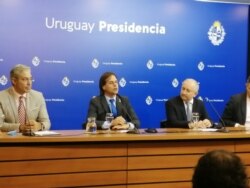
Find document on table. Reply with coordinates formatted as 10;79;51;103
34;130;61;136
192;128;218;132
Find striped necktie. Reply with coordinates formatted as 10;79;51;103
18;96;26;125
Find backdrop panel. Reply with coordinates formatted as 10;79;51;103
0;0;248;129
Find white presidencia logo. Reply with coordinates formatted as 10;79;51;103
32;56;40;67
146;96;153;105
62;76;70;87
119;78;126;88
146;59;154;70
172;78;179;88
208;21;226;46
0;75;8;85
198;61;205;71
91;58;99;69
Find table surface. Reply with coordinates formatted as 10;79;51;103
0;127;250;143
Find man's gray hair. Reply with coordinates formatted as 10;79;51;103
183;78;200;92
10;64;31;79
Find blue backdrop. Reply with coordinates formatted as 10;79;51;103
0;0;249;129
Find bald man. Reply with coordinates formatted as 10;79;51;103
165;78;212;128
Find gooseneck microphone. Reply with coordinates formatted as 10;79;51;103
117;95;132;121
205;97;229;133
21;101;35;136
117;95;140;134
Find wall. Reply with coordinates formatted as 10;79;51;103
0;0;249;129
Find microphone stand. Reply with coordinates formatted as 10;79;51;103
22;127;35;136
22;103;35;136
117;95;140;134
206;97;229;133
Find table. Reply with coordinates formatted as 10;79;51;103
0;128;250;188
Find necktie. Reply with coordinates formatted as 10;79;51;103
18;96;26;125
186;102;192;121
109;99;117;117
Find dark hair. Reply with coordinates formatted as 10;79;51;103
247;76;250;83
192;150;248;188
99;72;117;95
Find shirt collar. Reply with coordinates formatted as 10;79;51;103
184;98;194;105
12;87;27;99
105;95;116;103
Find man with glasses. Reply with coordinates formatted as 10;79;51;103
0;64;50;132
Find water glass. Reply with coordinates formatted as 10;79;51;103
86;117;97;133
105;113;114;130
105;113;114;122
192;112;199;123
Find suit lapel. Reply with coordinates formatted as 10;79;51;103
192;99;198;113
26;92;30;120
100;96;110;114
7;88;19;122
116;97;123;116
178;96;187;119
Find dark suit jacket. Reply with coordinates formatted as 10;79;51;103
221;92;247;126
86;95;140;129
165;96;210;128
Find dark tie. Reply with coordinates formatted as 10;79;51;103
18;96;26;125
109;99;117;117
186;102;192;121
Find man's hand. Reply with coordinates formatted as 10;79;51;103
110;116;129;130
202;119;212;128
19;120;42;132
188;119;212;129
111;124;129;130
28;120;42;131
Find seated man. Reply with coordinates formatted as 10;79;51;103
165;78;212;128
192;150;248;188
85;72;140;130
221;76;250;127
0;64;51;132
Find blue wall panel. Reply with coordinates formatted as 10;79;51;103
0;0;248;129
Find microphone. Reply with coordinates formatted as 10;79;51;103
21;98;35;136
117;95;140;134
205;97;229;133
117;95;132;121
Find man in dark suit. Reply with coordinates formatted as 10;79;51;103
165;78;211;128
86;72;140;130
221;76;250;127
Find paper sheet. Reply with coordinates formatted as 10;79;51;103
34;130;61;136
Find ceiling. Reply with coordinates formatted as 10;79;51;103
195;0;250;4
